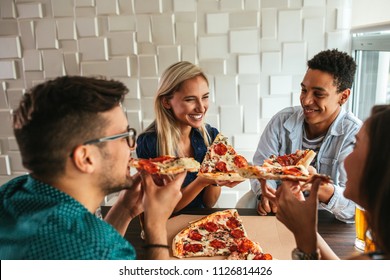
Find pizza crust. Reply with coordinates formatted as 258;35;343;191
197;172;246;181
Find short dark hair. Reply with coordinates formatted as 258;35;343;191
360;105;390;255
13;76;128;179
307;49;357;92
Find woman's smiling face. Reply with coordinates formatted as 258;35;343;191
164;75;210;129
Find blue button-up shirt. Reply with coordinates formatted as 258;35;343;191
251;106;362;223
136;124;219;209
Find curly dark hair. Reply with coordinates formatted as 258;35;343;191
13;76;128;179
307;49;357;92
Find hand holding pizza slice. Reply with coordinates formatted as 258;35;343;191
197;133;249;181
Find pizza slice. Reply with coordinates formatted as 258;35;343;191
263;149;316;169
197;133;248;181
129;155;200;175
237;164;312;182
172;209;272;260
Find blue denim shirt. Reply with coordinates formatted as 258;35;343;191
251;106;362;223
136;124;219;209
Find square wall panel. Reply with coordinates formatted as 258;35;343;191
56;18;77;40
278;10;302;42
157;46;180;75
126;111;142;135
23;49;42;71
108;15;136;31
173;0;196;12
181;45;197;63
108;57;131;77
0;61;17;79
239;84;259;133
282;42;307;74
63;52;80;75
261;96;291;118
304;0;326;6
8;136;19;151
16;3;43;19
0;37;21;59
151;14;175;45
79;37;108;61
1;0;17;19
304;18;325;59
229;11;259;29
0;111;13;136
336;8;351;29
199;60;226;75
220;0;244;11
215;75;238;105
206;13;229;34
108;32;137;56
198;36;229;60
136;15;152;43
134;0;162;13
138;55;158;77
76;17;99;37
141;97;155;120
19;21;35;49
6;88;24;110
0;83;7;109
262;0;289;8
262;51;281;74
238;54;260;74
76;0;95;7
220;105;243;135
139;78;159;97
41;50;65;78
326;30;351;53
176;22;196;44
51;0;74;17
270;75;292;95
118;78;140;99
233;133;261;152
230;30;259;53
0;155;11;175
96;0;119;15
262;8;277;39
36;20;58;49
8;151;25;173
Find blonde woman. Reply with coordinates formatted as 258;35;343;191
136;61;239;211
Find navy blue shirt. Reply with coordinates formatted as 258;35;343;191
136;124;219;209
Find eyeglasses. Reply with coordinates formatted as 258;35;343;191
83;127;137;148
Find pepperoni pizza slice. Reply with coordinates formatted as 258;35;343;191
197;134;248;181
129;155;200;175
172;209;272;260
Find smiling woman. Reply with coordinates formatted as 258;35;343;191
136;61;242;212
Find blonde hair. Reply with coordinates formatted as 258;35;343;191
144;61;212;156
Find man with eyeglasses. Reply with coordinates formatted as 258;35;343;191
0;76;185;260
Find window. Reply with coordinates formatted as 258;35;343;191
351;27;390;120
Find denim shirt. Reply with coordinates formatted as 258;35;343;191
136;124;219;209
251;106;362;223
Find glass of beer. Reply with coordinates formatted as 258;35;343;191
354;204;368;251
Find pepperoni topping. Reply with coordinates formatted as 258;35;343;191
203;222;219;232
183;243;203;253
215;161;227;172
282;167;303;176
253;253;273;260
230;229;245;238
138;160;159;173
226;217;240;229
150;156;175;163
229;245;238;252
214;143;228;156
237;239;254;253
188;230;203;241
210;239;226;249
233;155;248;168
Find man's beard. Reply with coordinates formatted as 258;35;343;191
98;151;134;195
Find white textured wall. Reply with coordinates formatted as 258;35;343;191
0;0;353;207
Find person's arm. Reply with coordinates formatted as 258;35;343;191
141;171;186;259
104;173;143;236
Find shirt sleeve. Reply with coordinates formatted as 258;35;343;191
250;114;281;196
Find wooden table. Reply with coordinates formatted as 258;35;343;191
101;207;359;260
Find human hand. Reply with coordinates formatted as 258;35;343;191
257;179;277;215
115;172;144;219
141;171;185;236
275;178;322;251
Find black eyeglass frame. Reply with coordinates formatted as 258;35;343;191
83;127;137;148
